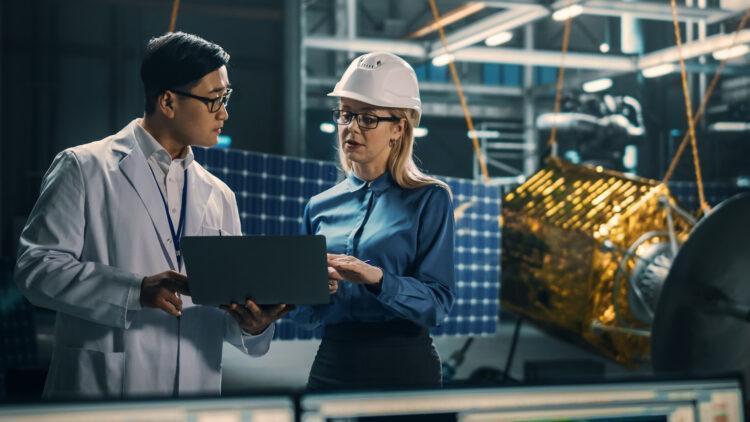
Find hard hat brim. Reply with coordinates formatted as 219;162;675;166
327;90;393;110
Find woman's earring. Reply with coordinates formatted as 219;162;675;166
389;139;396;148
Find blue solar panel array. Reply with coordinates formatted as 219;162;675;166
669;181;749;211
193;147;501;339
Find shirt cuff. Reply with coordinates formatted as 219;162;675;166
126;275;144;311
370;269;401;305
241;323;273;338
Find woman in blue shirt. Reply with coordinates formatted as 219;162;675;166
293;52;456;390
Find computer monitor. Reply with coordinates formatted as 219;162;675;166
460;402;696;422
0;396;294;422
300;378;743;422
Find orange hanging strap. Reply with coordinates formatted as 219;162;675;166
547;4;574;156
662;8;750;191
427;0;490;183
168;0;181;33
667;0;711;213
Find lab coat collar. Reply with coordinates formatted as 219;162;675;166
112;119;214;271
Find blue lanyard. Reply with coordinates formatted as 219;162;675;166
148;164;188;271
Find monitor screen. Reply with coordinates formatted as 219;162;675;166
300;378;743;422
0;396;294;422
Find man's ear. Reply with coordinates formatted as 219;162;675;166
157;91;176;119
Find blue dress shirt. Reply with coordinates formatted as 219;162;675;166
292;171;455;329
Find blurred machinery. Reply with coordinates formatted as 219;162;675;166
501;158;694;366
536;94;646;171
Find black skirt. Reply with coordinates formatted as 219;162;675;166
307;319;442;391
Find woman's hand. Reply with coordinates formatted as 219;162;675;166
327;266;342;294
327;253;383;286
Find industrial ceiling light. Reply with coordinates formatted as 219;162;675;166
484;31;513;47
552;4;583;21
414;127;429;138
599;42;611;53
467;129;501;139
432;53;455;67
709;121;750;132
642;63;676;78
582;78;613;93
712;44;750;60
319;122;336;134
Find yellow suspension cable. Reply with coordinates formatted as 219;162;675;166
668;0;710;213
547;2;574;156
662;8;750;189
168;0;181;33
428;0;490;183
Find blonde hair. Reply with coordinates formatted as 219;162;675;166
337;108;451;194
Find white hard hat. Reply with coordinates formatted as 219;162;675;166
328;52;422;124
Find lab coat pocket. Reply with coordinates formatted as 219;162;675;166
50;347;124;398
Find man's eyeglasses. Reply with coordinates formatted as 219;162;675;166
332;109;400;129
170;88;232;113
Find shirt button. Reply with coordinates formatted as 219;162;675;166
167;238;172;243
171;208;177;213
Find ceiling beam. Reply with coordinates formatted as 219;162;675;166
429;6;549;56
639;28;750;69
580;0;733;23
306;77;523;96
484;0;733;22
304;36;426;57
304;36;635;71
452;46;635;71
407;2;487;39
306;28;750;74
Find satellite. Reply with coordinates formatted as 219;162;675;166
501;158;694;366
502;155;750;405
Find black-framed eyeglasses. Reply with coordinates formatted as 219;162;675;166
332;109;400;129
170;88;232;113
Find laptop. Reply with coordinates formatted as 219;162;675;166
181;235;330;306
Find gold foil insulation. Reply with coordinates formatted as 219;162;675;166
501;158;691;366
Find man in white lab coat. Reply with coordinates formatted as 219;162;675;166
14;32;288;399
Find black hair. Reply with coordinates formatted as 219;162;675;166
140;32;230;115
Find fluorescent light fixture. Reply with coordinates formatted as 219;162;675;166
623;144;638;170
599;42;610;53
216;135;232;148
484;31;513;47
737;176;750;188
432;53;454;67
709;121;750;132
582;77;613;93
413;127;429;138
642;63;676;78
319;122;336;133
564;150;581;164
712;44;750;60
552;4;583;21
467;129;501;139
